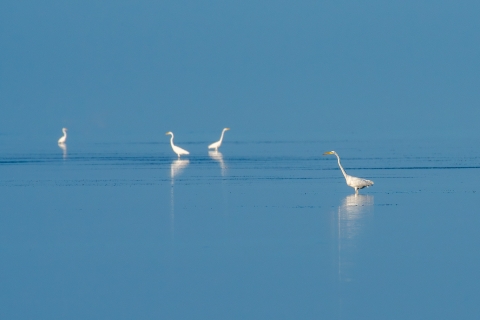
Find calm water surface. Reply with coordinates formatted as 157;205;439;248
1;138;479;319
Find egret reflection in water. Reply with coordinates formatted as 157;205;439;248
338;194;374;239
170;159;189;179
336;194;374;283
169;159;189;240
208;150;227;176
58;142;67;159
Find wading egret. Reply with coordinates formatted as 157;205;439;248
323;151;374;194
166;132;190;158
208;128;230;151
58;128;67;144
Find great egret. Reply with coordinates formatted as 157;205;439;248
166;131;190;158
323;151;374;194
208;128;230;151
58;128;67;144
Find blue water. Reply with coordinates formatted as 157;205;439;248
1;138;479;319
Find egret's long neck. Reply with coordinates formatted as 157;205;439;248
63;130;67;138
169;135;175;148
335;153;348;179
219;130;227;143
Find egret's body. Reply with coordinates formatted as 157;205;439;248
166;132;189;158
208;128;230;151
58;128;67;144
324;151;374;194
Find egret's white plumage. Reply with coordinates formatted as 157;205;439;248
166;132;190;158
324;151;374;194
208;128;230;151
58;128;67;144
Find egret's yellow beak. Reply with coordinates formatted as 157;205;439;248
323;151;334;155
165;132;171;135
225;128;230;130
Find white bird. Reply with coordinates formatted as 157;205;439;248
166;131;190;158
58;128;67;144
323;151;374;194
208;128;230;151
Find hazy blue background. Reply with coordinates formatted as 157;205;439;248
1;1;479;142
2;3;480;319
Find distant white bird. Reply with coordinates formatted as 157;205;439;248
323;151;374;194
166;131;190;158
208;128;230;151
58;128;67;144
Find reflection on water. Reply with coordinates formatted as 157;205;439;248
170;159;189;240
336;194;374;283
208;151;230;218
339;194;374;240
334;194;374;318
58;143;67;159
170;184;175;240
170;159;189;179
3;138;480;319
208;150;227;176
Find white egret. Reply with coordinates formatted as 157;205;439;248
58;128;67;144
166;131;190;158
323;151;374;194
208;128;230;151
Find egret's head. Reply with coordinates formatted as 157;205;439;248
63;128;68;131
165;131;173;136
323;151;335;155
224;128;230;131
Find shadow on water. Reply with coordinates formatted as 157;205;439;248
334;193;374;317
170;159;189;240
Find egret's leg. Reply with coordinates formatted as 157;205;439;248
355;188;358;194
